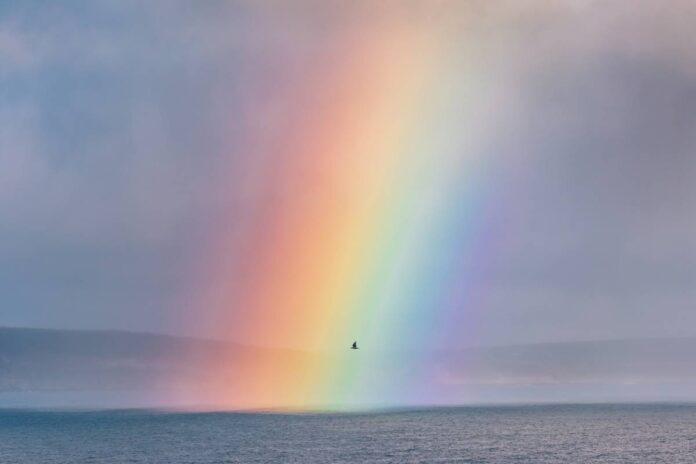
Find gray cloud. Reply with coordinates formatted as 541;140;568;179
1;1;696;346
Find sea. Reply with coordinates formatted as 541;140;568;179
2;404;696;463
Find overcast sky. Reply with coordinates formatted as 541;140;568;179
1;1;696;348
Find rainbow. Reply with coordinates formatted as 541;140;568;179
175;14;505;410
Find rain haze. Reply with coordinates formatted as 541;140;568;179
2;1;696;408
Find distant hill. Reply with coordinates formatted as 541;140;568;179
0;327;284;392
2;327;696;407
429;338;696;404
440;337;696;384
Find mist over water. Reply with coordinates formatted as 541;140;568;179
5;328;696;409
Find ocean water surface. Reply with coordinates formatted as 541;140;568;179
2;404;696;463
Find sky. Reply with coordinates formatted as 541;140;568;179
2;0;696;351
